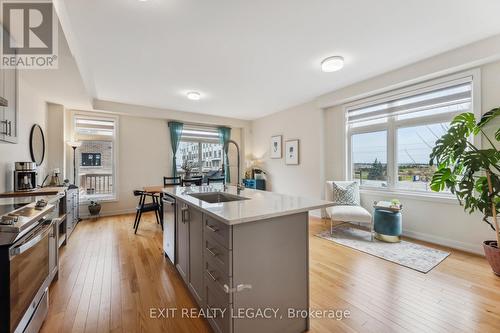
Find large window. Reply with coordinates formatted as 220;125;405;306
351;131;387;187
347;72;477;193
74;115;117;201
176;125;223;179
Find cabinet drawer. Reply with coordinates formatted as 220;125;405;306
206;281;231;333
205;215;231;249
204;237;231;276
205;255;231;297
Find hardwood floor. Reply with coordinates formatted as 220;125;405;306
40;213;500;333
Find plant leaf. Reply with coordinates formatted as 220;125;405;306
430;168;452;192
477;107;500;129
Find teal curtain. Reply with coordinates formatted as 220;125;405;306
168;121;184;177
218;127;231;183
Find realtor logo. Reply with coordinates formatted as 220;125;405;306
1;0;58;69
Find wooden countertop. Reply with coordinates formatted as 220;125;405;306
0;186;65;198
143;185;175;194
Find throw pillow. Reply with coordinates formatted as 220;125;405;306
331;181;360;206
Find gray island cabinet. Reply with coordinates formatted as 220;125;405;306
164;185;334;333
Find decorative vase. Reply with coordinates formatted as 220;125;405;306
88;203;102;216
483;240;500;276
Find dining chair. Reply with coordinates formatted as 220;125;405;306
182;178;203;186
164;176;181;186
207;176;225;185
133;190;162;234
182;175;203;186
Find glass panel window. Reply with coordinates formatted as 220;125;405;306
78;140;115;200
397;123;450;191
177;141;201;173
351;131;387;188
176;126;224;182
74;115;117;201
346;73;475;195
201;142;223;173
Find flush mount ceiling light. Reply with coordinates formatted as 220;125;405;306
186;91;201;100
321;56;345;72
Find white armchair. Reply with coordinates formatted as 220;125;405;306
325;181;373;239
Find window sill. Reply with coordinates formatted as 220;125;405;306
359;187;458;205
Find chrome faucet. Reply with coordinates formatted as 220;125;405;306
222;139;245;193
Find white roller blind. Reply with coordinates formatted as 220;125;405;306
75;117;115;136
181;124;220;142
347;79;472;125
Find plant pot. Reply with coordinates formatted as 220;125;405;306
88;204;102;216
483;240;500;276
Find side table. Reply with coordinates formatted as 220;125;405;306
373;201;402;243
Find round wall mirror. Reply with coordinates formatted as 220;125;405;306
30;124;45;165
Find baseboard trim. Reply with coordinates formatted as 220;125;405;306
403;229;484;256
80;208;136;219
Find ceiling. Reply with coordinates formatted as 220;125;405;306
20;24;92;110
57;0;500;120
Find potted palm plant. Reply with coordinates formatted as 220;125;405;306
430;108;499;275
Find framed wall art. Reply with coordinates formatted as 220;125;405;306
270;135;282;159
285;139;299;165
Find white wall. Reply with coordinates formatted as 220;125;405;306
0;21;92;194
0;74;48;192
68;110;248;217
46;103;67;179
251;41;500;254
251;101;325;215
97;115;171;216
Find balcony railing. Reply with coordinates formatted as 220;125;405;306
79;173;113;195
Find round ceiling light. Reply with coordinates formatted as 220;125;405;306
186;91;201;100
321;56;344;72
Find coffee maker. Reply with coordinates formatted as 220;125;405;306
14;162;37;191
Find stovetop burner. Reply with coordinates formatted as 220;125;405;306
0;203;54;246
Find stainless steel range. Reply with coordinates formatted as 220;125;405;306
0;202;56;333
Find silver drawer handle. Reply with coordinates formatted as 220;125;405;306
206;247;218;257
206;269;217;281
181;207;189;223
206;224;218;232
224;284;252;294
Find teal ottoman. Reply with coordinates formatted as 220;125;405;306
373;205;402;243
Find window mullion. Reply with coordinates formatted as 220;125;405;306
387;116;396;189
198;142;203;172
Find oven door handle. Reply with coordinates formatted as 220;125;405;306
9;224;52;260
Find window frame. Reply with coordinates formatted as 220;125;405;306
176;126;223;176
345;69;481;197
73;113;119;203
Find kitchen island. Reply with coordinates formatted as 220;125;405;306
163;185;334;333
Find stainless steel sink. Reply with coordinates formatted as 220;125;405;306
189;192;249;203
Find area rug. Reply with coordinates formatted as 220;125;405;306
316;226;450;273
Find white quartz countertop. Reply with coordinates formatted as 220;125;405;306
163;185;334;225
